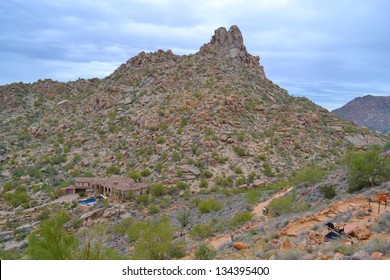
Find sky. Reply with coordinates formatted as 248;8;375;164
1;0;389;110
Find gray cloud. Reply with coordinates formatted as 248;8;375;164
0;0;389;110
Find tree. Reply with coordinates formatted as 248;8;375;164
27;211;78;260
77;224;122;260
133;217;173;260
346;147;390;192
132;216;181;260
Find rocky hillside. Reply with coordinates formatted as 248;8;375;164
0;25;389;260
333;95;390;136
1;25;385;199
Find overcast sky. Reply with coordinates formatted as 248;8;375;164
1;0;389;110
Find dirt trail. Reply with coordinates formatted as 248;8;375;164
207;187;293;249
281;194;389;237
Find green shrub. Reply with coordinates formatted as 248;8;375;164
135;194;149;205
155;137;165;144
128;170;141;182
172;151;181;162
230;211;253;228
234;167;243;174
107;164;121;175
177;211;191;228
247;171;256;183
155;162;165;173
201;170;213;178
175;181;188;190
346;148;390;193
148;205;160;214
237;131;245;142
290;165;327;186
141;169;151;177
268;193;309;217
149;183;165;197
199;178;208;188
190;223;215;239
215;175;234;188
195;243;216;260
235;177;246;187
131;216;181;260
262;162;275;177
319;185;336;199
246;189;261;204
233;146;246;157
198;199;223;213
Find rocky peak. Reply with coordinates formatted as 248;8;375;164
210;25;245;52
201;25;265;79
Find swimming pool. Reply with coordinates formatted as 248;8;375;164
79;195;105;205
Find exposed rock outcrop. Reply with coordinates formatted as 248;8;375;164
201;25;266;79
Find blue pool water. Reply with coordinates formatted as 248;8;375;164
79;197;95;205
79;195;104;205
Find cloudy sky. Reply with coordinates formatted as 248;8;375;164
1;0;389;110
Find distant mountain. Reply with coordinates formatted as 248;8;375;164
333;95;390;135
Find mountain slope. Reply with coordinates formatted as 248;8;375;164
0;26;385;204
333;95;390;135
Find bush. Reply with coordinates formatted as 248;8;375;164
268;193;309;217
149;183;165;197
176;181;188;190
230;211;253;228
215;175;234;188
235;177;246;187
190;223;215;239
131;216;182;260
198;199;223;213
135;194;149;205
262;162;275;177
199;178;208;188
155;137;165;144
148;204;160;214
374;212;390;233
141;169;151;177
233;146;246;157
290;165;327;186
195;243;216;260
246;189;261;204
201;170;213;178
319;185;336;199
346;148;390;193
107;164;121;175
128;170;141;182
177;211;191;228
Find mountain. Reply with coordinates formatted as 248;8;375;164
333;95;390;135
0;26;388;260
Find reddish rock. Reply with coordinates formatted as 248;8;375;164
281;239;293;250
371;252;383;260
233;242;248;250
350;226;371;240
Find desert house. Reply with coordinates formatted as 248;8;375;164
62;177;148;201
